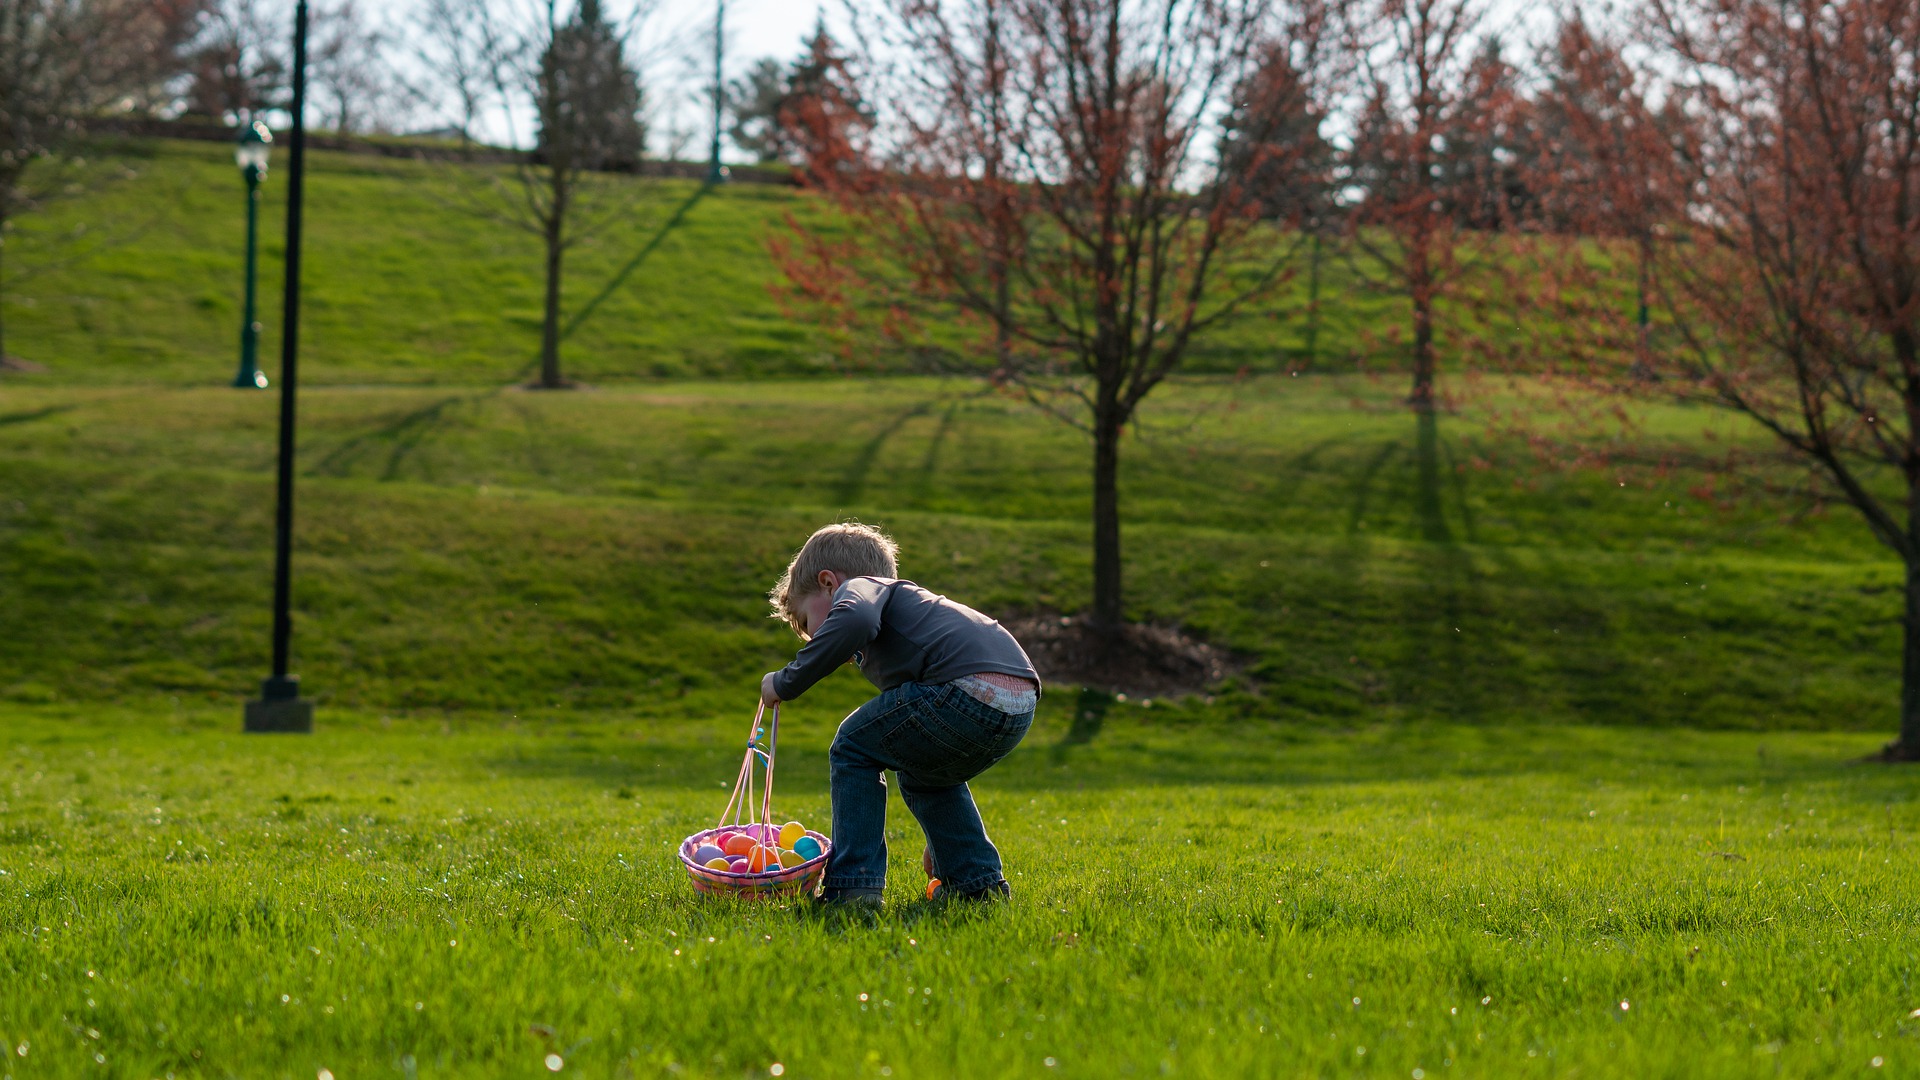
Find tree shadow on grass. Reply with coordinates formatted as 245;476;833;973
834;401;935;506
505;184;714;383
0;405;75;428
309;393;492;481
560;184;712;344
1048;687;1112;766
1319;409;1643;726
1390;408;1483;717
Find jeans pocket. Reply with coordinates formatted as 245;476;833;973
882;696;992;783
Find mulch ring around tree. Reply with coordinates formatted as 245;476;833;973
1001;612;1244;699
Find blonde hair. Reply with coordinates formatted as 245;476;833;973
770;522;900;637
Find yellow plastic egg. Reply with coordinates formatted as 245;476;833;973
778;849;804;869
704;857;731;871
779;821;806;849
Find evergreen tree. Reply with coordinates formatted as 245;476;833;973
728;57;787;164
538;0;645;171
1216;41;1332;223
725;17;871;175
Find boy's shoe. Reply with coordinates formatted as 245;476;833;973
812;888;884;911
928;880;1012;903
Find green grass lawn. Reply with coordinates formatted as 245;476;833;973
1;365;1913;1076
3;708;1915;1078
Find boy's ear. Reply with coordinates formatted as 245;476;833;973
816;569;839;590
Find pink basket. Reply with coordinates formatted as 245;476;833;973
679;826;831;899
679;702;831;900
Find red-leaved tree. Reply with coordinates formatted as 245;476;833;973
1605;0;1920;758
1529;10;1688;382
1339;0;1524;410
775;0;1337;640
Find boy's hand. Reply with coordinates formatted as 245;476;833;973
759;672;782;707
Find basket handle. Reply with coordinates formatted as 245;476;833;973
716;700;781;831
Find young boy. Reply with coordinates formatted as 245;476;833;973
762;523;1040;908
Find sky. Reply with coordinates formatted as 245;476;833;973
644;0;833;158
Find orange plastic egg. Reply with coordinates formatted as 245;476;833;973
747;844;775;872
723;833;757;857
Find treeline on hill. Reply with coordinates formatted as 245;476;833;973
9;0;1920;756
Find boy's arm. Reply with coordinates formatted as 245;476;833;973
768;585;884;701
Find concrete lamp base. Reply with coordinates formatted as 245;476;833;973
245;675;313;733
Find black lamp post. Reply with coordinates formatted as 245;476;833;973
245;0;313;734
233;120;272;389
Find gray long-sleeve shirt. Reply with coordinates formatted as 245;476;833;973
770;577;1040;701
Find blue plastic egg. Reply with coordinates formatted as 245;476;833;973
793;835;823;861
692;844;726;865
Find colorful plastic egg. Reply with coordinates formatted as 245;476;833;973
715;830;741;849
779;821;806;848
693;844;726;865
723;832;757;857
747;844;775;872
926;878;941;900
704;857;731;871
727;857;749;874
778;849;804;869
793;835;823;861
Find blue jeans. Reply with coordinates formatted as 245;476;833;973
823;680;1033;896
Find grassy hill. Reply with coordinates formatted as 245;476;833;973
0;375;1897;731
0;139;1398;385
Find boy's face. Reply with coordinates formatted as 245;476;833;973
794;572;842;638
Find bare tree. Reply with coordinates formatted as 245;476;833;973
178;0;288;120
415;0;654;388
779;0;1338;637
308;0;412;134
0;0;178;367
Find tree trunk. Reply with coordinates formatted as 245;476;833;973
1631;229;1655;382
1408;231;1436;411
0;225;8;365
0;183;12;366
540;222;564;388
1892;328;1920;760
1303;231;1322;369
1409;291;1435;410
1900;552;1920;758
1090;386;1124;636
539;173;568;389
992;263;1011;371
